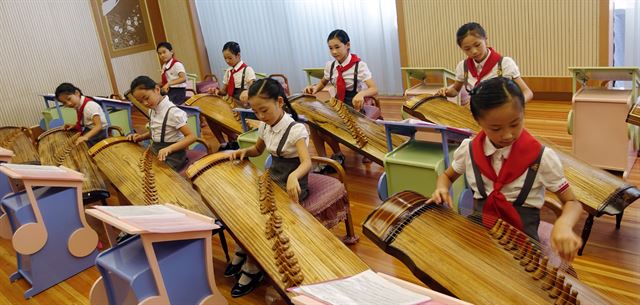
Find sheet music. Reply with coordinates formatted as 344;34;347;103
94;204;214;233
292;270;431;305
125;216;214;233
94;204;183;219
2;163;66;173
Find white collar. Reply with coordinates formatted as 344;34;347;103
163;57;176;69
152;95;172;112
231;60;245;71
267;113;294;133
76;95;87;109
483;136;512;159
337;53;352;66
475;49;492;69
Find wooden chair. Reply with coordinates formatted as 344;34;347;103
266;155;358;244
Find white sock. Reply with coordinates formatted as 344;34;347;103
238;260;260;285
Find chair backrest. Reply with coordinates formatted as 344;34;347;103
93;96;134;136
177;105;206;151
196;74;219;94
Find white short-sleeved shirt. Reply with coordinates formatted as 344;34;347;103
163;58;187;88
223;61;256;89
451;137;569;209
323;53;372;92
78;97;108;130
148;96;188;143
454;49;521;87
258;114;309;159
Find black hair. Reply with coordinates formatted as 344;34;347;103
55;83;83;100
327;29;350;44
156;41;173;52
223;41;241;55
470;77;525;120
248;78;299;121
130;75;158;93
456;22;487;46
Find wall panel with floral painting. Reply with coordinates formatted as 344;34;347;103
100;0;155;57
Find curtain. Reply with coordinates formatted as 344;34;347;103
613;0;640;88
195;0;402;95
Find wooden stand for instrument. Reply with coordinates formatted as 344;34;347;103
403;94;640;255
86;204;227;305
363;191;613;305
0;164;98;299
568;67;640;176
186;153;369;299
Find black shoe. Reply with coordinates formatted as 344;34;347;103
321;153;345;174
224;252;247;277
219;141;240;151
231;271;264;298
229;141;240;150
318;164;336;174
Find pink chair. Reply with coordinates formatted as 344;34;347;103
363;96;383;120
178;139;211;177
268;74;290;96
196;74;220;94
302;156;358;244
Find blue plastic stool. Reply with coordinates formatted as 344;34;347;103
2;186;98;298
94;235;216;305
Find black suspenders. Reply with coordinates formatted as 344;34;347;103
463;57;504;93
329;60;360;94
151;106;176;143
469;144;545;207
240;67;246;91
275;122;297;157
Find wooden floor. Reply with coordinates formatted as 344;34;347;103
1;98;639;304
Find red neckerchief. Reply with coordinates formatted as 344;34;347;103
466;47;502;86
471;129;542;230
227;62;247;97
161;56;181;86
75;96;91;131
335;54;361;102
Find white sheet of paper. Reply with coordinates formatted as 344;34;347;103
125;215;214;233
292;270;431;305
94;204;183;219
3;163;66;173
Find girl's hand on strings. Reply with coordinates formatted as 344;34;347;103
157;147;171;161
352;93;365;111
127;133;143;143
74;135;88;146
229;148;247;161
303;85;317;95
435;87;448;97
429;187;453;208
286;175;301;203
550;221;582;262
